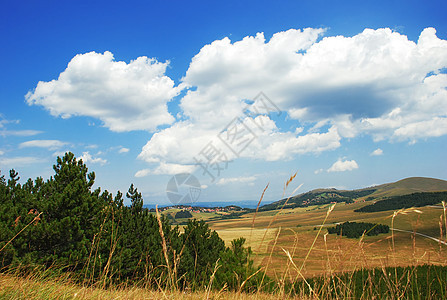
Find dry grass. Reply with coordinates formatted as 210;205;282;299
2;174;447;299
0;272;280;299
210;200;447;280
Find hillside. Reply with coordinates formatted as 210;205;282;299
260;177;447;211
369;177;447;199
355;191;447;213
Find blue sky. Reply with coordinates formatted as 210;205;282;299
1;0;447;206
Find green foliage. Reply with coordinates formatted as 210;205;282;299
178;221;262;291
3;157;446;296
178;219;225;289
355;191;447;212
0;153;179;285
298;264;447;299
174;210;193;219
327;221;389;238
216;237;262;291
0;153;261;291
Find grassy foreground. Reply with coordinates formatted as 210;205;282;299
2;165;447;299
2;264;447;299
0;269;274;299
2;203;447;299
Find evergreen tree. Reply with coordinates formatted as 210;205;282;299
179;219;225;289
28;152;105;269
216;237;260;291
0;169;31;266
0;153;265;291
102;184;182;284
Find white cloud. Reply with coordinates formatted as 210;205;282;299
25;28;447;173
135;162;196;177
216;176;257;186
371;148;384;156
327;159;359;172
393;117;447;142
79;152;107;166
0;118;19;127
138;114;341;170
181;27;447;139
138;27;447;173
240;121;341;161
138;121;220;165
52;150;70;158
118;147;130;154
134;169;151;178
19;139;68;150
0;150;3;156
0;156;42;167
0;129;42;137
26;51;178;132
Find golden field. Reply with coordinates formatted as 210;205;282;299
209;200;447;279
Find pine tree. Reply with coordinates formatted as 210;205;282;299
29;152;104;269
179;219;225;289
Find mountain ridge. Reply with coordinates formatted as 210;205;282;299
260;176;447;211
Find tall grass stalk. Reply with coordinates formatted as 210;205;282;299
299;203;335;274
257;173;302;253
205;258;220;299
156;205;176;292
249;183;269;248
258;226;281;293
0;212;42;254
443;201;447;242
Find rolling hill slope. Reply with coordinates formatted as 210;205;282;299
369;177;447;199
260;177;447;211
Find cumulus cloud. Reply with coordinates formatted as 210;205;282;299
138;115;341;169
118;147;130;154
393;117;447;143
371;148;384;156
216;176;257;186
182;27;447;137
79;152;107;165
26;51;178;132
135;162;196;177
327;159;359;172
138;27;447;173
19;139;68;150
134;169;151;178
25;28;447;175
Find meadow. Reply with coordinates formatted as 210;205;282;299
2;157;447;299
210;200;447;280
2;201;447;299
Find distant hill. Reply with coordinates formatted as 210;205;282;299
260;177;447;211
368;177;447;199
143;200;266;210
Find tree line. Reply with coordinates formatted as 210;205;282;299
327;221;389;238
0;152;263;290
355;191;447;213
